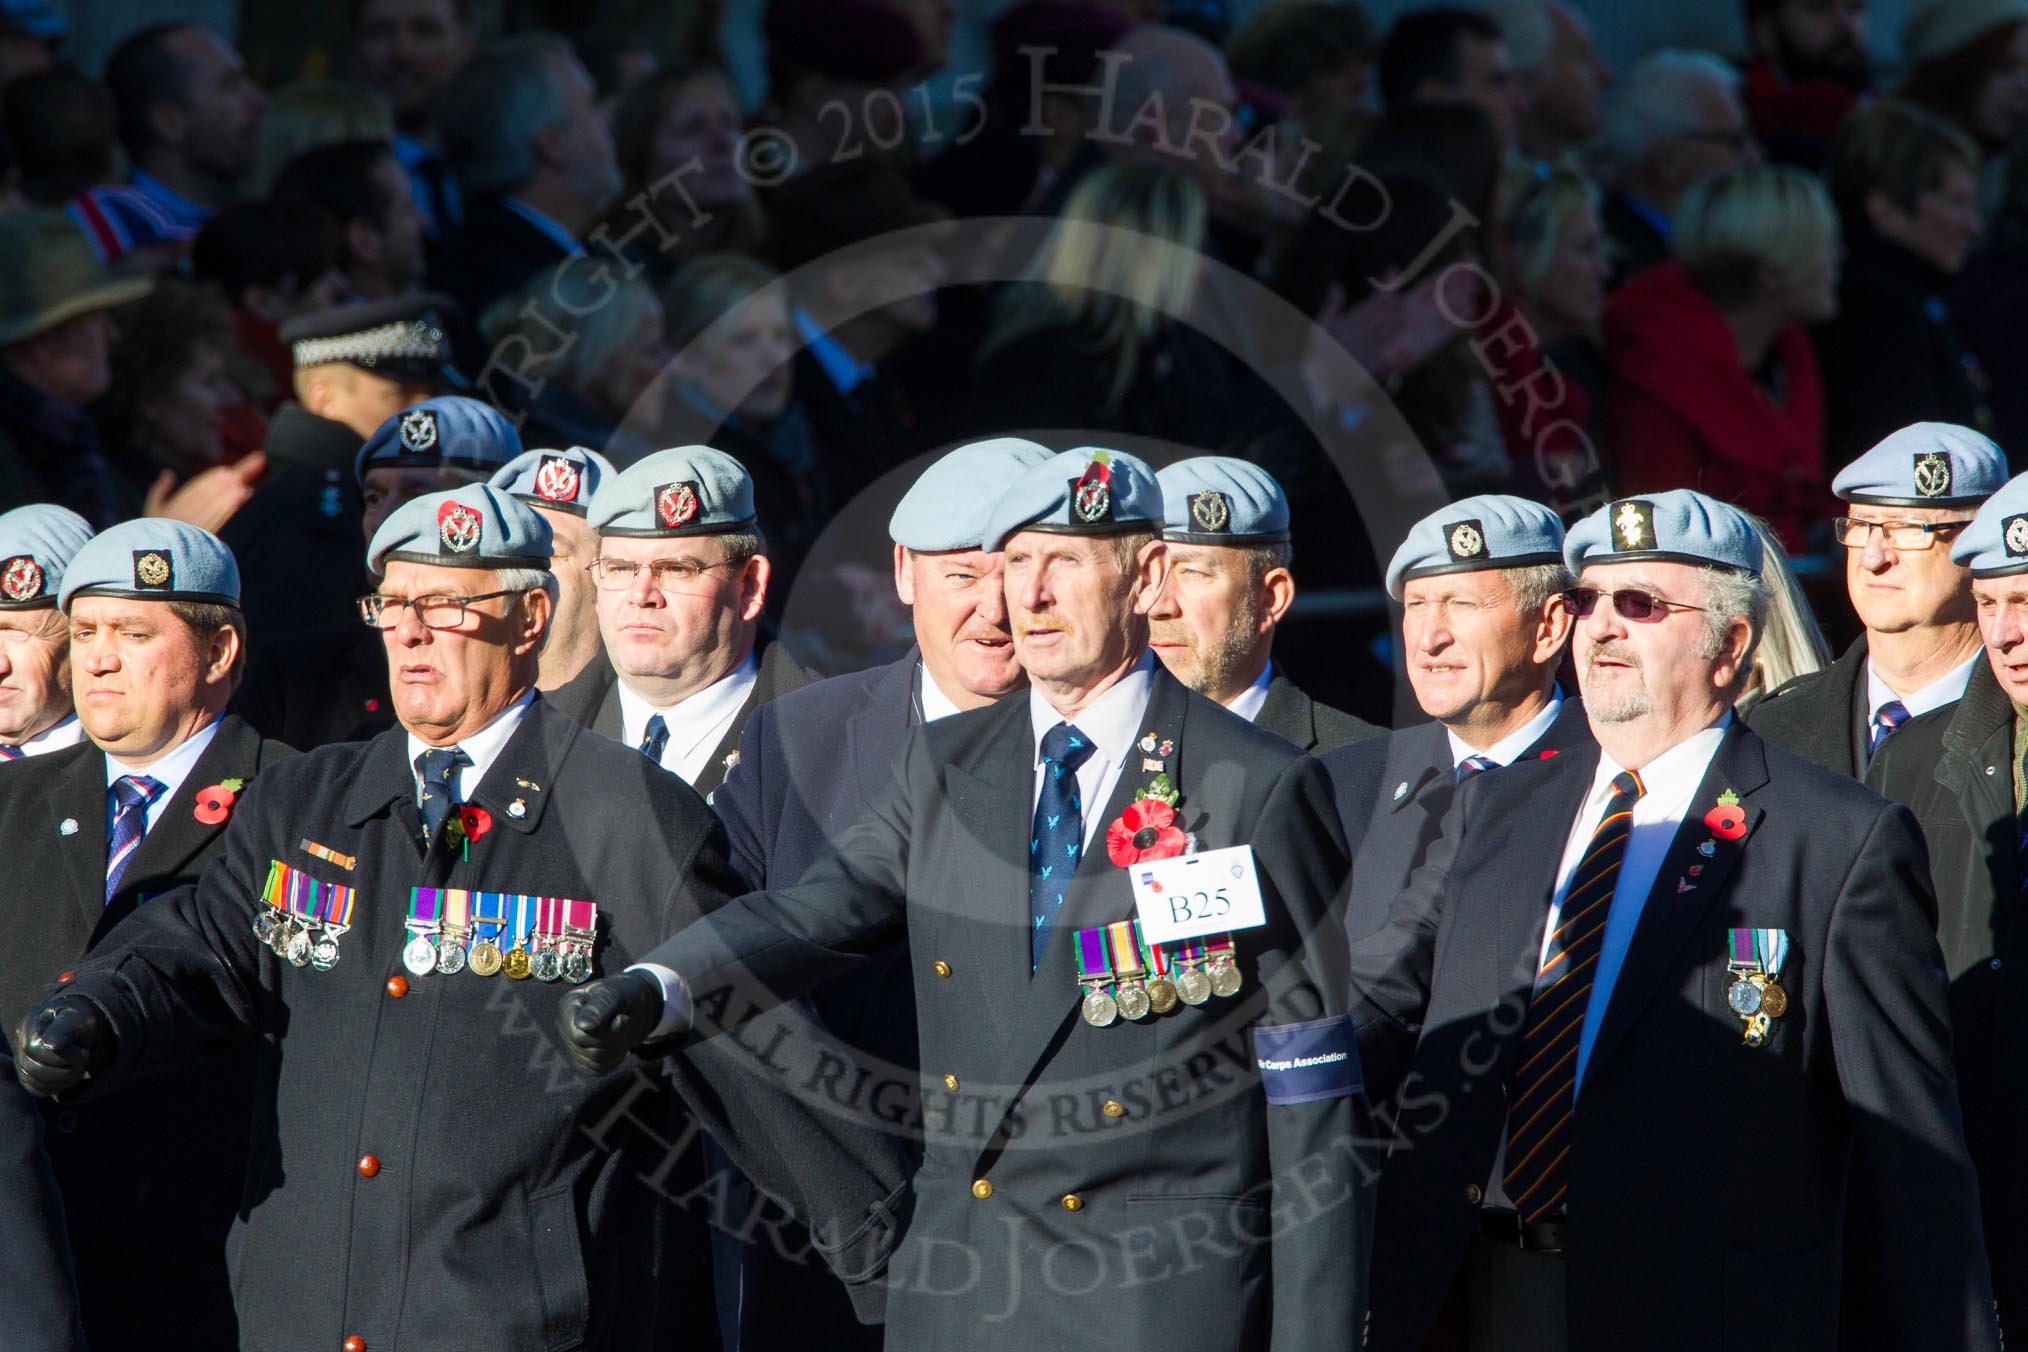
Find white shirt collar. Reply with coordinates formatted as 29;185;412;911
106;715;224;835
1589;709;1732;802
918;663;968;723
1028;650;1157;771
500;197;585;258
794;307;876;395
1447;689;1565;769
405;688;536;802
1865;651;1979;723
1224;661;1275;723
13;713;85;757
617;651;759;785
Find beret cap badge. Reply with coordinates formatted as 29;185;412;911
1188;489;1230;533
132;550;172;590
1913;452;1952;499
398;408;438;454
0;555;44;602
534;455;581;504
1071;452;1113;524
437;501;483;554
1613;499;1656;551
656;482;701;529
1445;520;1486;561
2005;515;2028;560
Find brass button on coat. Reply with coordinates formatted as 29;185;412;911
971;1179;993;1199
943;1074;959;1091
1061;1193;1084;1211
1102;1100;1125;1118
933;960;952;978
1464;1183;1483;1204
357;1155;381;1179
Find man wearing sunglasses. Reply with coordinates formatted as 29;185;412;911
1867;469;2028;1329
550;445;809;798
1346;488;1997;1352
15;484;894;1351
1748;422;2004;780
1327;494;1590;942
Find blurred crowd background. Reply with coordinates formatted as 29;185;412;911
1;0;2019;722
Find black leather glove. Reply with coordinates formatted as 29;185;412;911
557;970;667;1076
14;995;113;1098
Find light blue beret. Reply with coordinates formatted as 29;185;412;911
1949;473;2028;578
587;446;756;538
1157;457;1291;546
366;484;554;577
1564;490;1763;577
982;447;1163;552
1833;423;2007;508
355;396;523;485
889;438;1055;551
0;504;93;609
59;519;239;610
1385;494;1566;599
489;445;617;518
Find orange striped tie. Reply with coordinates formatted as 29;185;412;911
1502;769;1644;1222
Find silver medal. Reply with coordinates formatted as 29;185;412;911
402;935;437;976
310;934;341;971
436;937;467;975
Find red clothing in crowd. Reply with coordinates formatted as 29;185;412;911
1475;295;1597;508
1603;262;1828;552
1741;61;1864;159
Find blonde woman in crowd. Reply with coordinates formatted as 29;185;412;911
973;162;1239;445
1737;513;1834;711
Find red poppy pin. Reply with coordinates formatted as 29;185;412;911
1106;770;1187;866
1703;788;1747;840
192;777;246;825
445;804;493;861
1537;748;1559;759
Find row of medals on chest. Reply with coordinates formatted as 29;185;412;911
1080;929;1243;1027
252;901;595;983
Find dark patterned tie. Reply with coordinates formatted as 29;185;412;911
1457;754;1497;783
1503;769;1644;1221
415;746;471;844
1029;722;1096;970
1870;700;1909;753
105;774;165;900
639;713;670;764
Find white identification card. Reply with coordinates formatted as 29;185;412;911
1130;844;1267;945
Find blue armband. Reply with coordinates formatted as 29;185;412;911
1253;1014;1362;1105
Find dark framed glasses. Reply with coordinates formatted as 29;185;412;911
1564;586;1707;622
1831;517;1969;552
357;589;527;630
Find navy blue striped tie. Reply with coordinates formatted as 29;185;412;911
105;774;164;901
1457;754;1497;783
1503;769;1644;1221
639;713;670;764
1030;722;1095;970
1870;700;1909;752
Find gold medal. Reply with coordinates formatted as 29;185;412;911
503;945;532;979
1758;980;1788;1019
1146;977;1178;1015
468;940;503;977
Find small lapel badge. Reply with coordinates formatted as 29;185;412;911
1139;733;1158;754
59;817;78;836
1676;878;1696;894
507;798;527;819
1142;757;1164;772
1393;781;1409;801
514;777;540;792
1697;840;1716;857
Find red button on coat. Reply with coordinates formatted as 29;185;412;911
357;1155;380;1178
344;1337;366;1352
385;975;408;999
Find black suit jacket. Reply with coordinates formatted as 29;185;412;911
1745;638;1877;781
1251;668;1381;754
547;640;810;799
1868;657;2028;1323
51;698;902;1350
1349;724;1999;1351
219;403;365;654
1325;697;1594;943
235;616;394;750
0;715;293;1352
429;196;575;337
641;664;1363;1350
0;1077;85;1352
